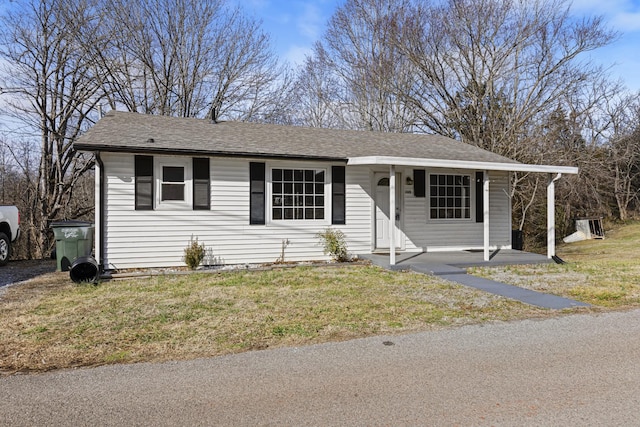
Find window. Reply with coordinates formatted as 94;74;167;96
161;166;185;201
135;155;154;210
193;158;210;210
272;168;325;220
429;174;471;219
155;157;192;209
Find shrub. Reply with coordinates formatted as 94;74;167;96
183;237;206;269
316;228;350;262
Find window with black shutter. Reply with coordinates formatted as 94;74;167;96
135;155;154;210
193;158;210;210
250;162;265;224
332;166;345;224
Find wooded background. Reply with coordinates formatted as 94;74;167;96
1;0;639;260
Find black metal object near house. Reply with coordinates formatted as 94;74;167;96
69;256;99;283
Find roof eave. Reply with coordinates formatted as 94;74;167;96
73;143;348;163
347;156;579;174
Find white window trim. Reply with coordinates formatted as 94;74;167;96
266;163;332;225
426;171;474;222
155;157;193;210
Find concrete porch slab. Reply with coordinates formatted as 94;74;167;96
361;249;552;270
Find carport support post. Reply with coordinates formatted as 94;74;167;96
483;170;490;261
547;173;561;259
389;164;396;266
94;158;101;266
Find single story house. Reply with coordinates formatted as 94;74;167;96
74;111;578;271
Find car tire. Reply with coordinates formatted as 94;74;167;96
0;232;10;266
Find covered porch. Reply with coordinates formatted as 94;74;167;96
348;156;579;266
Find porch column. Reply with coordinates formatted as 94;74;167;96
389;164;396;266
483;170;490;261
94;158;101;266
547;173;561;259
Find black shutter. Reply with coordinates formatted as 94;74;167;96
414;169;426;197
193;157;210;210
332;166;346;225
135;155;154;210
250;162;265;224
476;171;484;223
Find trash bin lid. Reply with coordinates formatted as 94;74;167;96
50;220;93;228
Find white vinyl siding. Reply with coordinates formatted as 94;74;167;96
403;169;511;251
101;154;371;269
100;153;512;269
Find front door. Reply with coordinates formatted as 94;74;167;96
375;173;402;249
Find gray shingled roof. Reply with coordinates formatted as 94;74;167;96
74;110;519;165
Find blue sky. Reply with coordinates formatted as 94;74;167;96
237;0;640;92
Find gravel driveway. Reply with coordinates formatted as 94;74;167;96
0;259;57;288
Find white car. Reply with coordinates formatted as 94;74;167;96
0;206;20;266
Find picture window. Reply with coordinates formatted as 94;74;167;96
429;174;471;219
272;168;325;220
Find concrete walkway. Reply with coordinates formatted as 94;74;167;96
360;251;589;310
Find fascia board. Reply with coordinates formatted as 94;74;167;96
347;156;579;174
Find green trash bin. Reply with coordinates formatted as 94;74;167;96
50;221;94;272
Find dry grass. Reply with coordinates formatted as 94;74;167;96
470;222;640;308
0;264;552;374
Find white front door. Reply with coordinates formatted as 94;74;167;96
375;173;402;249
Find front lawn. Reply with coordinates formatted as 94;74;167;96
1;264;553;374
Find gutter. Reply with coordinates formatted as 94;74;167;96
73;144;348;164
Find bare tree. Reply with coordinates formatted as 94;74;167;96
0;0;106;258
95;0;222;117
289;50;346;128
92;0;286;122
399;0;617;156
601;95;640;220
205;6;287;123
299;0;417;132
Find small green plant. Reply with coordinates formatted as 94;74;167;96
183;237;206;269
316;228;350;262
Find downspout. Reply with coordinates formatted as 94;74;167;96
95;152;105;272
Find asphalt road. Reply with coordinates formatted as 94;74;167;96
2;309;640;426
